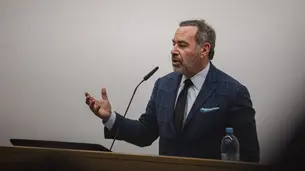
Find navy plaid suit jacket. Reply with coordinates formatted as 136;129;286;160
105;62;260;162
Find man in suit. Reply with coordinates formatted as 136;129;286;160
85;19;260;162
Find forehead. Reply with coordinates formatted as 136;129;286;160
173;26;198;42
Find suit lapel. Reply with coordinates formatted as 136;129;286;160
167;72;182;134
183;63;219;130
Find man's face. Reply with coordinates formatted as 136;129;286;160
171;26;202;76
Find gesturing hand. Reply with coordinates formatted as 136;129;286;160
85;88;112;121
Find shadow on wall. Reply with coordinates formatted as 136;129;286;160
269;103;305;170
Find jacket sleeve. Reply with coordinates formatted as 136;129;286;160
104;78;160;147
227;85;260;162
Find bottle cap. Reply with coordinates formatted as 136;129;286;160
226;127;233;134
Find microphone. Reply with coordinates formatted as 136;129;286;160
143;66;159;81
109;66;159;151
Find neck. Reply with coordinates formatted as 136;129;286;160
185;60;209;78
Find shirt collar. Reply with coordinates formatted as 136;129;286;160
180;62;210;90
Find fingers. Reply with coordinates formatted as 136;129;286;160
85;92;92;105
89;99;94;109
85;92;89;97
89;99;101;114
85;91;103;115
85;97;90;105
101;88;108;101
85;92;97;108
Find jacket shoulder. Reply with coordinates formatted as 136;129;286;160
215;67;246;89
154;71;180;85
212;66;253;100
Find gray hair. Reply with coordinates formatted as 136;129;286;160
179;19;216;60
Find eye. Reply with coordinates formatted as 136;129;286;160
178;43;187;48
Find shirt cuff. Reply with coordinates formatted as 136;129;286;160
103;111;116;130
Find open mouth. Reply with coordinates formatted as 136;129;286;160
172;56;181;67
172;60;181;66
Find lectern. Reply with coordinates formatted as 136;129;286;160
0;146;267;171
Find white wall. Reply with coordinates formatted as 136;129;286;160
1;0;304;164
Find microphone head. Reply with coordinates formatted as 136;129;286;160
143;66;159;81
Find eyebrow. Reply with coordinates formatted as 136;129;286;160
172;39;189;45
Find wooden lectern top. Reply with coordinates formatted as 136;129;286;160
0;146;267;171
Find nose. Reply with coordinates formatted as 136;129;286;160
171;44;178;55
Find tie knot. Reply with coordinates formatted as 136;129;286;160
184;79;193;88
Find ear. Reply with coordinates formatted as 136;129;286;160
200;43;211;58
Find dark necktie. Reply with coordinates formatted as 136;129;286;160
174;79;193;131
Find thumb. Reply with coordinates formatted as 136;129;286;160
101;88;108;101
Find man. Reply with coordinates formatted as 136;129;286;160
85;19;260;162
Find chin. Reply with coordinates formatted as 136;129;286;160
173;66;183;73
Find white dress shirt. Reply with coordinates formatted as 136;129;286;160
104;62;210;130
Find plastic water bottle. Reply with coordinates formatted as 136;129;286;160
221;127;240;161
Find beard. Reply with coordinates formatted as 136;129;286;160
172;52;201;75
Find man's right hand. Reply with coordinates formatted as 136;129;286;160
85;88;112;121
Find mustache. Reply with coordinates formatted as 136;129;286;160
171;52;178;57
171;53;180;61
